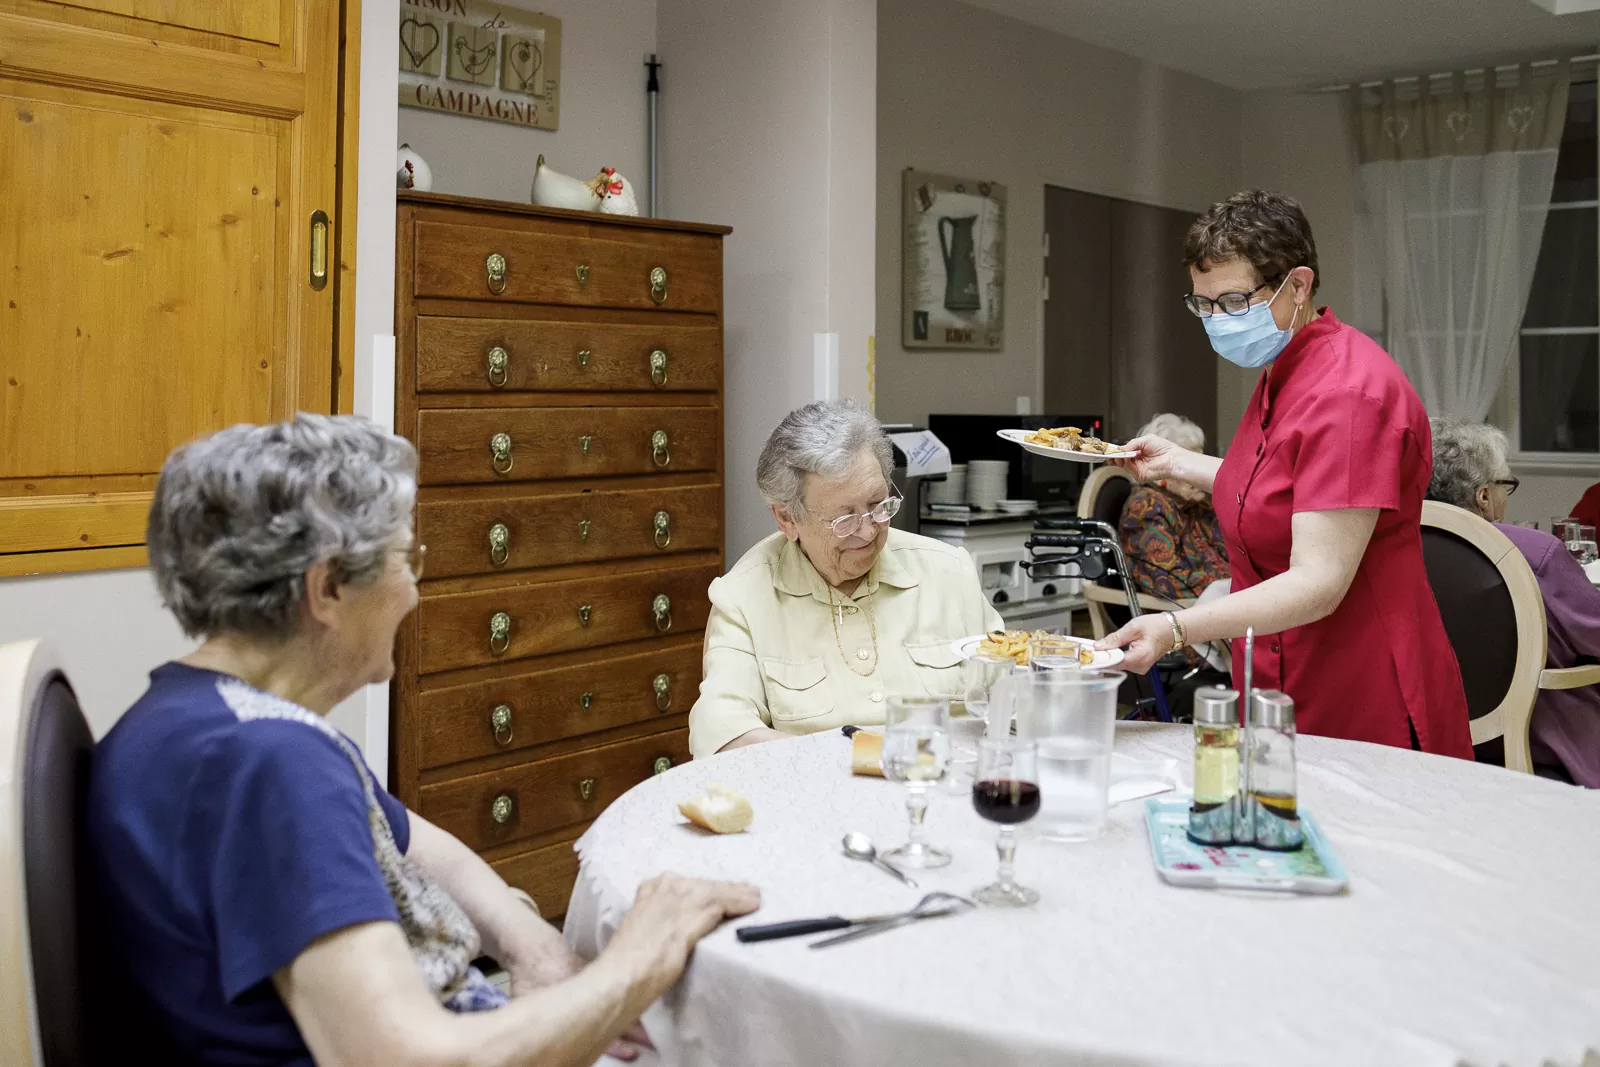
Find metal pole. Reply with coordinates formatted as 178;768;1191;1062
645;54;661;217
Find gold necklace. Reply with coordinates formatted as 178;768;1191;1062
827;585;878;676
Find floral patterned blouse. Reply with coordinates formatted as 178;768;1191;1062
1118;484;1230;601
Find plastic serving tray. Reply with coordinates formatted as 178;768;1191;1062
1143;796;1349;895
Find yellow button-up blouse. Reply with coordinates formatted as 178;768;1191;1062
688;528;1004;758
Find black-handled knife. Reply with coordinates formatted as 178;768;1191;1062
735;916;854;942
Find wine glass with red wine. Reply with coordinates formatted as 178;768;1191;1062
971;737;1041;907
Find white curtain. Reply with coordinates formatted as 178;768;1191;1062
1352;63;1570;420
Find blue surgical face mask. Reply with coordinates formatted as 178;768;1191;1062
1202;274;1299;369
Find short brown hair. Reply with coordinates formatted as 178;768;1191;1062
1183;190;1319;296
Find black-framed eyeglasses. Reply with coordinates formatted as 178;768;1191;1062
823;495;902;538
1181;282;1271;319
1492;478;1521;497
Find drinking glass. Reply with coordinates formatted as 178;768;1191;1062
1553;518;1580;544
1579;525;1598;565
1511;521;1540;530
961;653;1015;726
1016;670;1124;841
880;695;952;869
945;653;1012;793
971;737;1041;907
1028;633;1084;673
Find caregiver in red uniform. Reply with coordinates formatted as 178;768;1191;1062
1100;190;1471;757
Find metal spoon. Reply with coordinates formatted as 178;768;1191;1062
841;832;917;888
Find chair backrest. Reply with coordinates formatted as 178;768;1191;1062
1077;467;1137;629
0;640;94;1067
1077;465;1134;529
1418;502;1545;772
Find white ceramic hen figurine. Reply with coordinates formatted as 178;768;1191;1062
588;167;640;216
530;155;601;210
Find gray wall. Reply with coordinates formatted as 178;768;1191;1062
875;0;1243;429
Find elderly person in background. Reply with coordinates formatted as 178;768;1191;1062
690;400;1002;757
1428;417;1600;787
1119;413;1229;602
88;415;758;1067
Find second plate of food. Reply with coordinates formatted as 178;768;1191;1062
997;427;1136;462
953;631;1125;670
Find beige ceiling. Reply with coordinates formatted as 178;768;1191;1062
957;0;1600;91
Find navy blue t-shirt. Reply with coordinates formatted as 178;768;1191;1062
87;663;409;1066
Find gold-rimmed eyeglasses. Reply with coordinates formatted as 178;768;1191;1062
822;496;903;539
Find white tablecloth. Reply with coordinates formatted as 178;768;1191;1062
566;725;1600;1067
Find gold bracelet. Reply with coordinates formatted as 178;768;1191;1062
1163;611;1186;654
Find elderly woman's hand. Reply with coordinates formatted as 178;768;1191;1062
1096;614;1173;674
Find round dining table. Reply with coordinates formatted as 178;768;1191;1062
565;724;1600;1067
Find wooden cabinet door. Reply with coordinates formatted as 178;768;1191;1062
0;0;342;573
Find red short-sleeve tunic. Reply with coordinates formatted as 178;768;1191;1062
1213;309;1472;757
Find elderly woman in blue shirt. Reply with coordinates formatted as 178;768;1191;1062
87;415;757;1067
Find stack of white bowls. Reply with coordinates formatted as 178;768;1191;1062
966;460;1009;510
927;464;967;506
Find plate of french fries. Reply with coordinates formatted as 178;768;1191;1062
953;629;1125;669
997;426;1136;462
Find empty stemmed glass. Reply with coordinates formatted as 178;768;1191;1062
880;695;952;869
971;737;1041;907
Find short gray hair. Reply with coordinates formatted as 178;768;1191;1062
1427;416;1509;510
1137;413;1206;453
147;414;419;640
755;400;893;517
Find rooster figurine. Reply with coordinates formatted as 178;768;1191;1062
588;167;640;216
530;155;641;216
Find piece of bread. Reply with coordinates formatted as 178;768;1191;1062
851;729;884;777
677;783;753;834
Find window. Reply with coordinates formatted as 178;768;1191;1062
1514;80;1598;457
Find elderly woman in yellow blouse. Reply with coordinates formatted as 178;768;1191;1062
690;400;1003;757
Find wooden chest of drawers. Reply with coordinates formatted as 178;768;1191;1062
393;192;728;920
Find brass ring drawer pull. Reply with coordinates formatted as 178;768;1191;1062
578;518;592;542
580;692;594;711
577;603;593;626
652;756;672;775
649;266;668;305
491;793;514;824
489;611;512;654
486;345;509;387
650;348;668;386
653;593;673;633
579;434;594;456
578;778;597;801
578;348;591;369
653;510;672;549
653;672;671;712
651;429;671;468
490;432;513;474
490;704;513;745
486;252;508;295
488;522;510;566
576;264;589;285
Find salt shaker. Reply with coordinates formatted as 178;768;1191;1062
1245;690;1304;851
1187;686;1240;846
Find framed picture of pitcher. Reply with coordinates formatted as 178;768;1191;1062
902;169;1006;350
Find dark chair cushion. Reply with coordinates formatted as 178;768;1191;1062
23;673;93;1067
1420;527;1519;720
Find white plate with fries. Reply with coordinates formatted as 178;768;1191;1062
954;630;1125;670
997;427;1136;462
